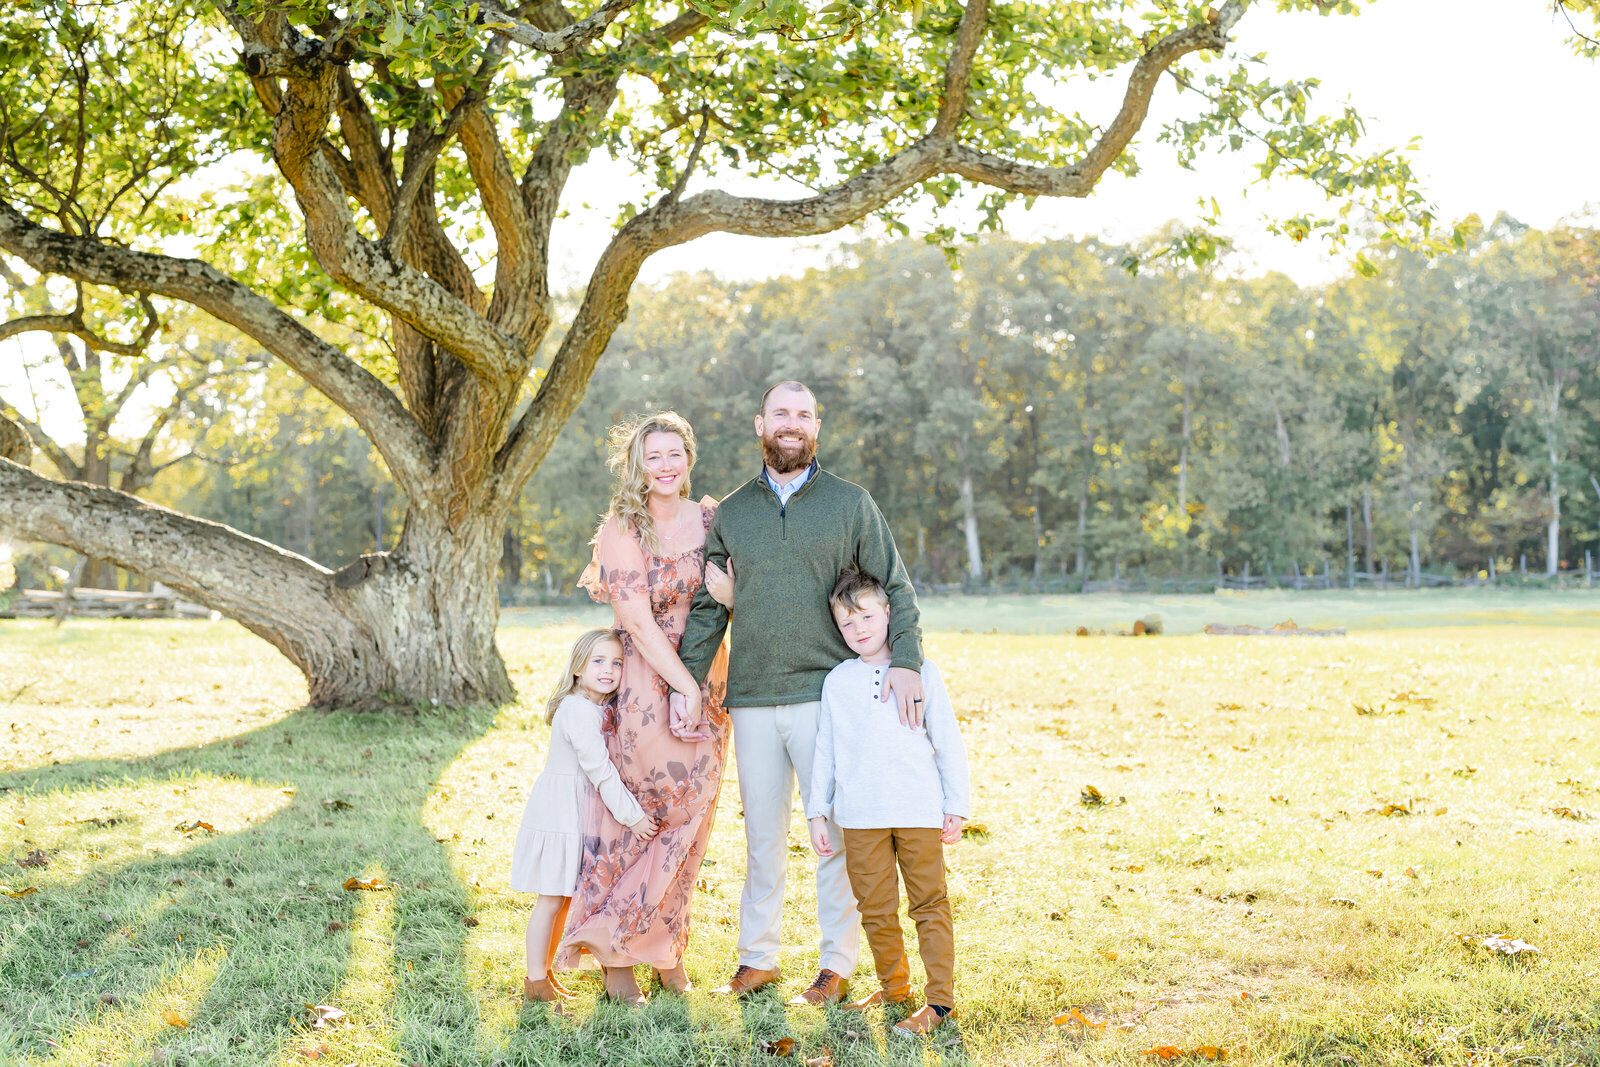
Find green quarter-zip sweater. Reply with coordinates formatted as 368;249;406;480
680;463;923;707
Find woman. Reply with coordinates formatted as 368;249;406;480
558;411;732;1004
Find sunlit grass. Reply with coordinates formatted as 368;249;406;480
2;617;1598;1064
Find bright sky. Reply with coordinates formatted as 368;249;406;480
4;0;1596;445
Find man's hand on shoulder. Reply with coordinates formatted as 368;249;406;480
882;666;924;729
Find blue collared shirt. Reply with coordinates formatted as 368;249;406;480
764;460;816;509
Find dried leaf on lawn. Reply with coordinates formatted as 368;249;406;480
305;1004;350;1029
16;849;48;869
758;1037;796;1057
1456;932;1541;956
343;877;390;892
1143;1047;1183;1059
1053;1008;1108;1031
803;1053;834;1067
162;1010;187;1028
960;822;989;838
175;820;214;834
2;884;39;898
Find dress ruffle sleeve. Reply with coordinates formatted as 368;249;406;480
577;515;651;604
557;698;647;828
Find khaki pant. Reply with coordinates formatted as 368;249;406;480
729;703;860;975
840;826;954;1007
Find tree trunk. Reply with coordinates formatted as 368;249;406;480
955;433;983;584
1408;513;1422;587
1547;460;1560;577
1361;482;1375;572
0;413;29;465
0;458;512;708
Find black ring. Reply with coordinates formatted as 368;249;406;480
913;698;923;703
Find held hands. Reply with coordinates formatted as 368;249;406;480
668;689;710;742
807;816;835;857
940;814;964;845
632;815;661;842
883;666;925;729
703;559;735;609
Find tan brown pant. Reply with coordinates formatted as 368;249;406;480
840;826;954;1008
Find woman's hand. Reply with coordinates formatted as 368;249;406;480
632;815;661;841
703;559;735;610
668;690;711;742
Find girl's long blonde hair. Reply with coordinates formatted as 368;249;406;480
545;627;624;724
601;411;697;555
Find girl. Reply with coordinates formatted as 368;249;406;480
510;628;660;1003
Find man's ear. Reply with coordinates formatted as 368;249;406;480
754;413;765;438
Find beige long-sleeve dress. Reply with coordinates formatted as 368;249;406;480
510;694;648;896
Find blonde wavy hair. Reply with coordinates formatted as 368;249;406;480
545;627;624;724
601;411;697;555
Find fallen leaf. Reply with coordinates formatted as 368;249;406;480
462;915;479;927
98;992;120;1006
326;921;346;934
2;884;39;898
1195;1046;1228;1060
1143;1047;1183;1059
1456;932;1541;956
803;1053;833;1067
1366;869;1383;878
758;1037;796;1057
162;1011;187;1028
304;1045;328;1060
960;822;989;838
175;820;214;835
1331;897;1358;908
1081;785;1106;806
321;799;353;812
343;877;390;892
305;1004;349;1029
1550;807;1588;821
1403;867;1420;879
16;849;48;869
1100;951;1119;961
1053;1008;1108;1031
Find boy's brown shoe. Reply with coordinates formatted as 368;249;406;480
712;964;782;996
893;1005;955;1037
787;969;849;1006
842;986;913;1011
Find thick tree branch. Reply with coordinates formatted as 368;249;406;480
0;200;435;496
0;456;372;668
934;0;991;136
481;0;642;54
493;1;1239;500
260;57;520;383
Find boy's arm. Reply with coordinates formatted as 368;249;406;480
804;676;841;821
853;493;922;672
679;508;731;686
921;662;970;820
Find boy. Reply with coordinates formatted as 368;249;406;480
806;564;970;1037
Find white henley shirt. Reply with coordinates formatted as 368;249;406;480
806;657;970;830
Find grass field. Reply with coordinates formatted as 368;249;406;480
2;612;1599;1066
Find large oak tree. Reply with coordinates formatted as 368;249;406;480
0;0;1431;707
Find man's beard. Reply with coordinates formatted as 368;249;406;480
762;428;818;474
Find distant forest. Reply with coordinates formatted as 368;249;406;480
18;218;1599;596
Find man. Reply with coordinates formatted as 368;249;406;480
677;380;926;1007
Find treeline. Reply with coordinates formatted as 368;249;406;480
27;217;1595;596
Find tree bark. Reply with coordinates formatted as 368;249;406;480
0;458;511;707
955;432;983;584
1361;482;1375;572
0;413;28;464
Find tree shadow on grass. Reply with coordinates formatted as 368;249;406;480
0;703;495;1065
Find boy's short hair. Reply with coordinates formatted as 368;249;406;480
830;564;887;615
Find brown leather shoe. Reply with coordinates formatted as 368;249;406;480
546;974;576;999
893;1005;955;1037
842;986;913;1011
788;969;850;1007
712;964;782;996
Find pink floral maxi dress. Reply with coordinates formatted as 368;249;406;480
558;499;730;970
